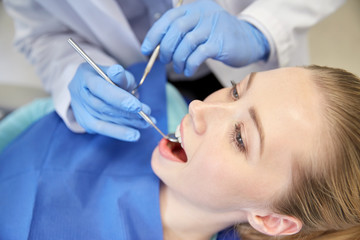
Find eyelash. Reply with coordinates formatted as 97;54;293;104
230;80;239;100
231;123;246;153
229;81;247;153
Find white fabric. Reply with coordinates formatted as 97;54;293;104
3;0;345;132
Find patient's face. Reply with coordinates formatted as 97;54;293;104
151;67;323;215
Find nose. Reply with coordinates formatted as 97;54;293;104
188;100;227;135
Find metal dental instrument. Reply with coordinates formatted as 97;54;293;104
68;38;114;85
138;111;177;141
68;38;179;142
131;45;160;95
131;0;184;95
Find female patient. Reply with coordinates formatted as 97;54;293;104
0;65;359;240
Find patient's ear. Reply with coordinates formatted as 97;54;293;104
247;211;302;236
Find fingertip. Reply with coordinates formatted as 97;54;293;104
128;103;142;113
173;64;181;74
128;131;141;142
115;129;141;142
141;103;152;115
184;56;201;76
150;116;157;124
107;64;124;78
185;46;212;77
173;58;186;74
184;67;194;77
119;94;141;113
124;71;136;89
141;40;153;55
140;115;157;129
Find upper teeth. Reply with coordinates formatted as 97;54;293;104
175;124;182;145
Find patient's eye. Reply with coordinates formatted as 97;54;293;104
230;80;239;100
231;123;246;153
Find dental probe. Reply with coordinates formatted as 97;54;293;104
68;38;179;143
131;45;160;95
130;0;184;95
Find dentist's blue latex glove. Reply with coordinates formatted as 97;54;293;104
69;63;152;142
141;0;270;77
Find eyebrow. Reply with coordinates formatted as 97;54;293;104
249;107;264;156
246;72;255;91
245;73;265;156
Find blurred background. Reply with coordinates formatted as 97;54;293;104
0;0;359;119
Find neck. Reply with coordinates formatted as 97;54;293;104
159;183;248;240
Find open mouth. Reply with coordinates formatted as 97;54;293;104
159;124;187;163
166;140;187;163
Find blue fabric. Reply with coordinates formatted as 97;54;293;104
0;62;166;240
0;61;240;240
217;228;241;240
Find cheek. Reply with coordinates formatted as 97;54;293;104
189;147;285;208
184;147;255;206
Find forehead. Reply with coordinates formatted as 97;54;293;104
251;67;324;170
254;67;317;101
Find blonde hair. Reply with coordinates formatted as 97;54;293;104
236;65;360;240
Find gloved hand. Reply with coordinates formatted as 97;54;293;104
141;0;270;77
69;63;152;141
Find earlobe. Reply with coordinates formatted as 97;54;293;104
247;212;302;236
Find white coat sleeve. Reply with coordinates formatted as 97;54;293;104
3;0;118;132
238;0;346;67
208;0;346;87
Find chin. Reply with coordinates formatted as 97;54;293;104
150;145;160;172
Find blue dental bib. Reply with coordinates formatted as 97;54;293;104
0;62;167;240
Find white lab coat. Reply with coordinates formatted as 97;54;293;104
4;0;345;132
